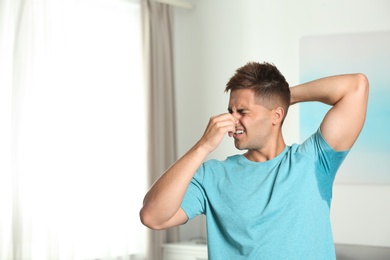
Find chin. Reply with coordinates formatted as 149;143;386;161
234;141;245;150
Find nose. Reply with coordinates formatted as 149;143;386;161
231;113;241;124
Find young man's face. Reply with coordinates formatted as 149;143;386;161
228;89;274;151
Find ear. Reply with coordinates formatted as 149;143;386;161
272;107;285;125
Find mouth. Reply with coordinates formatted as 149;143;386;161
233;129;245;138
228;129;245;138
234;129;244;135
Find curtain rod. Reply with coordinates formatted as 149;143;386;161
153;0;193;9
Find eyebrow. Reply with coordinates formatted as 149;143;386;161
227;108;247;113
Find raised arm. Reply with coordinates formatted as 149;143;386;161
140;113;237;230
290;73;369;151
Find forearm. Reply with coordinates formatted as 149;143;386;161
140;141;209;229
140;113;237;229
290;74;366;106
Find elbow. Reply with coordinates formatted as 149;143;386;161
354;73;370;120
346;73;369;107
139;207;165;231
355;73;370;96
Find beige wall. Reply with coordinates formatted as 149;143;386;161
173;0;390;247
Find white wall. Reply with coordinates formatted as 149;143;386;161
173;0;390;247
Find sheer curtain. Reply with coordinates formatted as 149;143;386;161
0;0;147;259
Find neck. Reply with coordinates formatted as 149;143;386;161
244;136;286;162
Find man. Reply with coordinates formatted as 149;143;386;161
140;62;369;259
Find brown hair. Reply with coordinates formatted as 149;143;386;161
225;61;290;122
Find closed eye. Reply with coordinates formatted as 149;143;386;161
237;109;246;114
227;108;248;115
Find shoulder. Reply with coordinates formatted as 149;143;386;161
295;129;339;154
293;129;350;172
194;154;246;182
194;155;243;179
202;154;243;167
305;129;350;156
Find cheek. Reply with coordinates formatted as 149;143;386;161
245;116;267;126
246;117;270;134
239;117;249;128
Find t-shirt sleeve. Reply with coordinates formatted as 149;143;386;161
181;165;207;221
301;128;350;179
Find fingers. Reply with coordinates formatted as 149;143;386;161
209;113;237;133
203;113;237;141
198;113;237;153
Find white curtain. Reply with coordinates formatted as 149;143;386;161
0;0;147;259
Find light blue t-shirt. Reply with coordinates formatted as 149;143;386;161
181;129;349;260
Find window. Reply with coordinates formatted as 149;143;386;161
0;0;147;259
